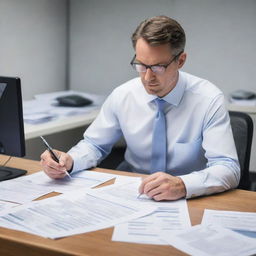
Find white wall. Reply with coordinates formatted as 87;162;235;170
1;0;255;172
69;0;256;97
0;0;68;100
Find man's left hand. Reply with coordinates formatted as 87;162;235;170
139;172;186;201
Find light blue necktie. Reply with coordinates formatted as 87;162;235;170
150;98;167;173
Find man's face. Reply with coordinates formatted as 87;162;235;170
135;38;186;97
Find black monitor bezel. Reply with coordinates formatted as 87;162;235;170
0;76;25;157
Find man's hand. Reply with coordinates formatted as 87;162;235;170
139;172;186;201
40;150;73;179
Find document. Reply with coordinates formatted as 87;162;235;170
0;171;116;204
0;179;52;204
23;90;106;124
92;179;191;245
23;99;57;124
112;200;191;245
17;170;116;193
161;224;256;256
92;178;149;203
114;175;143;185
202;209;256;238
0;200;19;212
0;188;156;239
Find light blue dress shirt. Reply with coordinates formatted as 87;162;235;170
68;71;240;198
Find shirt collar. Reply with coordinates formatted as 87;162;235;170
141;71;186;106
162;71;186;106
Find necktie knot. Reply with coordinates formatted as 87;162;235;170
155;98;166;112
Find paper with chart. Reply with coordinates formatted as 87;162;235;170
0;188;156;239
202;209;256;232
92;177;191;245
161;224;256;256
202;209;256;238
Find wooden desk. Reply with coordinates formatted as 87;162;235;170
0;156;256;256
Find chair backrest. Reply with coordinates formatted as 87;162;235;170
229;111;254;190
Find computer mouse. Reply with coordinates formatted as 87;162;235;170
56;95;93;107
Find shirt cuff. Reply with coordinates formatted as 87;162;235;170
68;151;98;174
179;173;207;199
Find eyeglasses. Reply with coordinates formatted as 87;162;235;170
130;51;183;75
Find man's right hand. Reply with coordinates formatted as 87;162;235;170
40;150;73;179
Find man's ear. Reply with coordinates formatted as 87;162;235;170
178;52;187;69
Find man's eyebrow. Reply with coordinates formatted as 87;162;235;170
134;58;167;66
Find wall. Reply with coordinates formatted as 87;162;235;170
68;0;256;172
0;0;68;100
1;0;255;172
69;0;256;97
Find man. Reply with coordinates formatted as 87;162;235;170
41;16;240;200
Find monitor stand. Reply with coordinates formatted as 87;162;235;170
0;166;27;181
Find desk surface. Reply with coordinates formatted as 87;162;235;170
228;103;256;114
1;155;256;256
24;109;100;140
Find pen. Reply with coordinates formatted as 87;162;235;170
137;193;143;199
40;136;72;179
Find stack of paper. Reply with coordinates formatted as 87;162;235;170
23;90;106;124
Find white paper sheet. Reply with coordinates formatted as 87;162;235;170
202;209;256;232
0;171;116;204
114;175;143;185
202;209;256;238
17;170;116;193
161;224;256;256
0;200;19;212
94;179;151;202
92;179;191;245
0;188;156;239
112;200;191;245
0;179;52;204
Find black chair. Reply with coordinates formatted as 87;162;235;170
229;111;254;190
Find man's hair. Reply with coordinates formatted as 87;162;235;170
131;16;186;55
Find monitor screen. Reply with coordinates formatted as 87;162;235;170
0;76;27;181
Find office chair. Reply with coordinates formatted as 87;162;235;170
229;111;254;190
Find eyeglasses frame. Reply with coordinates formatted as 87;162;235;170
130;50;184;74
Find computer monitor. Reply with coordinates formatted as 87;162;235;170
0;76;27;181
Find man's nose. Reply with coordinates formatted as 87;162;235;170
144;68;155;81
